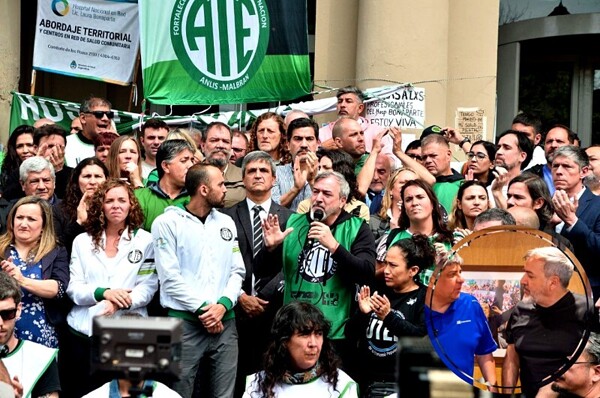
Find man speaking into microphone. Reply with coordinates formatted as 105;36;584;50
262;170;376;368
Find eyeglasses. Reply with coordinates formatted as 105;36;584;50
467;152;488;161
84;111;115;119
0;308;17;321
574;361;599;365
407;153;423;161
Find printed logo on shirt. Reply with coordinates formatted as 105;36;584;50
298;244;336;283
366;311;400;358
128;250;143;264
220;228;233;241
456;319;472;325
155;237;168;249
407;297;417;306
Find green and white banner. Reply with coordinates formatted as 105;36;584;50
139;0;311;105
33;0;139;85
9;85;425;137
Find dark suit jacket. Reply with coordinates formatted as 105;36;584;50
222;200;292;297
562;189;600;282
3;246;70;326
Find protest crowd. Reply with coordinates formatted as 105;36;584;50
1;87;600;398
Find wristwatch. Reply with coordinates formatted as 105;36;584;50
459;137;471;148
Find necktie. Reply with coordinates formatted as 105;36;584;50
252;205;264;258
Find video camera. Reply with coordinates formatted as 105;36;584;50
91;316;182;385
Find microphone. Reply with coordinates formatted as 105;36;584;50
307;209;325;248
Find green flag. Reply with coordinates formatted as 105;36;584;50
139;0;311;105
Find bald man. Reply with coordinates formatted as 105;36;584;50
507;206;540;229
284;110;309;130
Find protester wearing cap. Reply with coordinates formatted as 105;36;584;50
66;96;114;167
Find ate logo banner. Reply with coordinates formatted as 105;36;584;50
170;0;270;92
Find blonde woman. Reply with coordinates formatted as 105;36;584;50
0;196;69;348
106;135;144;189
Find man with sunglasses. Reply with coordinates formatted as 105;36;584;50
0;272;60;397
550;332;600;398
65;96;114;167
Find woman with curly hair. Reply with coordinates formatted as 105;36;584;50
55;157;108;253
0;125;37;200
243;301;358;398
65;179;157;397
247;112;291;165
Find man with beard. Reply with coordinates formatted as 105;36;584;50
0;271;60;397
489;130;533;208
502;247;592;398
318;86;394;157
152;163;245;398
272;117;319;211
511;112;546;170
332;117;369;174
139;118;169;179
550;332;600;398
66;96;113;167
201;121;246;207
585;145;600;195
263;171;376;369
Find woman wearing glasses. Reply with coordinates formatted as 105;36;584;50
0;196;69;349
464;140;496;186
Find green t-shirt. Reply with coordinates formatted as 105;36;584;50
282;213;364;339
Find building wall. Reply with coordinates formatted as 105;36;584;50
0;1;21;142
314;0;499;145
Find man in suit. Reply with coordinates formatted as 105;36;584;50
222;150;292;397
551;145;600;300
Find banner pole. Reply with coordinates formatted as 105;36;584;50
30;70;37;96
128;51;142;112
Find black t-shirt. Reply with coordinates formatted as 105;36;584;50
506;292;591;397
347;284;427;385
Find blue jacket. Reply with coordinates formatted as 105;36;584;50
562;188;600;282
